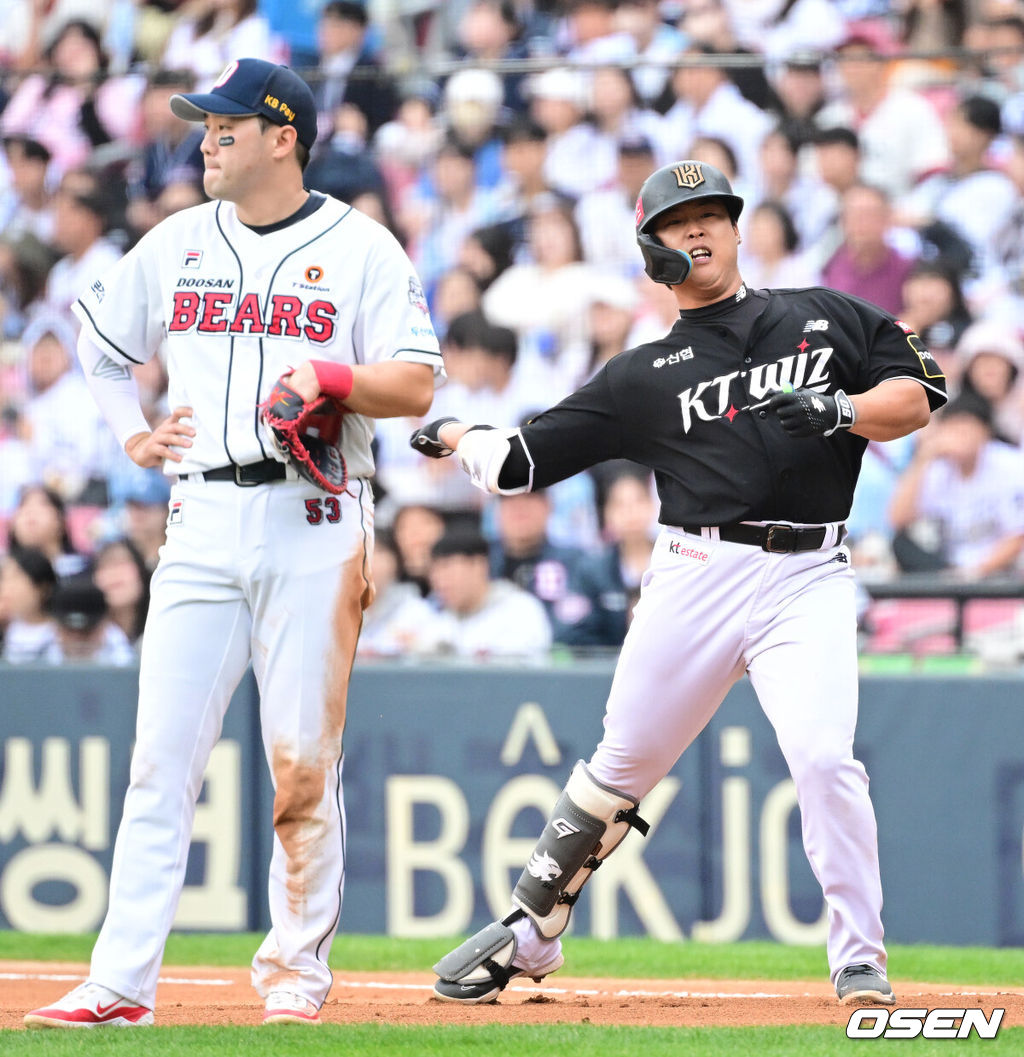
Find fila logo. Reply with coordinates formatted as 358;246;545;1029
803;319;829;332
183;249;203;268
168;499;184;526
552;818;581;838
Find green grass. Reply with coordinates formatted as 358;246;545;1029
2;1025;1023;1056
4;931;1024;985
4;934;1023;1054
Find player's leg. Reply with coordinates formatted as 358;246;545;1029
745;550;892;1004
248;480;374;1020
27;483;255;1027
434;528;749;1002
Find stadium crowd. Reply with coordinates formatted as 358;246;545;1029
1;0;1023;665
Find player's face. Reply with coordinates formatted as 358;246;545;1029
199;114;271;202
653;199;742;306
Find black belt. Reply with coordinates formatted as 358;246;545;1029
198;459;288;486
681;522;842;553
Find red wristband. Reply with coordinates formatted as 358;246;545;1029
311;361;354;401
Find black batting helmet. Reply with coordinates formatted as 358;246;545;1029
635;160;744;285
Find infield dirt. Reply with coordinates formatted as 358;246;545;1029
3;961;1022;1029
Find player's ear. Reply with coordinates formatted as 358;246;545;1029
271;123;299;162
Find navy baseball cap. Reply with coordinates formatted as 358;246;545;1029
170;58;317;150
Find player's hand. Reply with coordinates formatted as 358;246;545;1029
125;406;196;467
769;388;856;438
410;416;462;458
281;362;321;403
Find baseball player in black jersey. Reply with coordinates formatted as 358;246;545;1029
411;160;947;1007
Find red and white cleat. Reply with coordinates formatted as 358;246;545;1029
24;982;153;1028
262;990;322;1025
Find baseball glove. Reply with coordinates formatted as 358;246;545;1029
259;376;348;494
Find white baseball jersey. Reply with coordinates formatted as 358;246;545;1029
72;194;444;478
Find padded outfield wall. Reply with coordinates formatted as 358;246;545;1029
1;662;1022;947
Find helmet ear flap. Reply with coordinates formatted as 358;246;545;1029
638;234;693;286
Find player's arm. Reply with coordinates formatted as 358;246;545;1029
846;379;932;441
77;331;195;467
282;359;434;419
411;372;625;493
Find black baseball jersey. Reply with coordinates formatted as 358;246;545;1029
508;285;947;525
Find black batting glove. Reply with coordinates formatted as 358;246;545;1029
409;416;461;458
769;388;857;438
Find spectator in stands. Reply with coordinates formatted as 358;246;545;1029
482;195;599;400
44;574;136;664
441;67;508;191
391;503;447;597
814;20;950;203
356;529;436;657
404;136;505;295
457;222;517;292
615;0;687;106
752;124;834;252
0;231;58;340
304;102;388;205
991;120;1024;319
822;183;917;317
124;68;204;237
769;50;829;144
662;42;775;187
489;488;588;642
425;525;552;659
562;0;635;64
888;391;1024;578
22;311;111;503
121;473;171;571
588;65;666;165
0;135;55;244
0;19;144;178
718;0;846;62
582;272;639;380
372;77;444;219
7;484;87;578
91;536;151;646
810;125;861;268
526;66;615;199
0;546;58;663
161;0;285;90
954;320;1024;445
494;115;560;253
313;1;398;141
561;469;656;648
898;261;974;380
44;167;123;324
452;0;530;113
430;266;483;335
740;199;821;289
575;134;656;278
898;94;1018;295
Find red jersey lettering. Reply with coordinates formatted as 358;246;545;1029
268;295;303;337
304;299;338;344
200;291;233;331
230;292;265;334
169;291;200;331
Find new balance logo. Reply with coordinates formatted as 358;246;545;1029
527;850;561;883
804;319;829;332
552;818;580;838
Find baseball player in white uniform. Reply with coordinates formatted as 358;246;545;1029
25;58;443;1028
